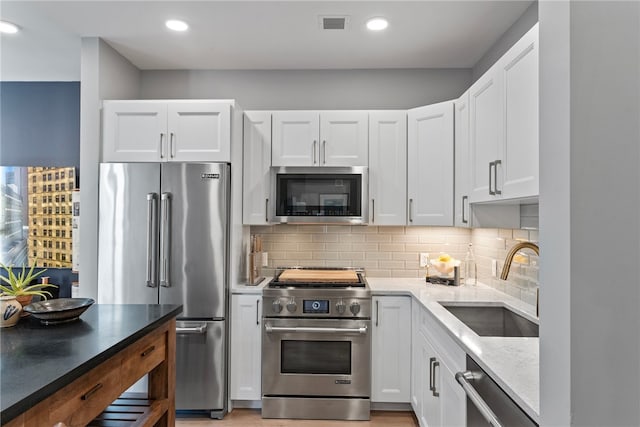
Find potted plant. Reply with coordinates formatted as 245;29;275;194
0;263;58;309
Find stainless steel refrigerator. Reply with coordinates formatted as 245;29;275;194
97;162;229;418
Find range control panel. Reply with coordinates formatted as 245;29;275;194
262;295;371;319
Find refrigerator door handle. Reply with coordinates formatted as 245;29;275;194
176;324;208;334
146;193;159;288
160;192;172;288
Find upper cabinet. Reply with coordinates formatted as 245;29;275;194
469;23;539;203
454;91;471;227
407;101;454;226
243;111;272;225
103;100;232;162
272;111;368;167
369;111;407;225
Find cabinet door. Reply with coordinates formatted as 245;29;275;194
372;296;411;403
167;102;231;162
320;111;368;166
500;23;539;199
419;333;441;427
454;92;471;228
369;111;407;225
103;101;167;162
440;361;466;427
411;300;422;415
230;295;262;400
407;101;454;226
243;112;272;225
272;111;319;166
469;68;502;203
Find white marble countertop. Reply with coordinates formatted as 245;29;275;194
367;278;539;423
231;277;539;422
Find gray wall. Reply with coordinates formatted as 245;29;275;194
472;1;538;83
540;1;640;425
139;69;471;109
0;82;80;167
79;38;141;300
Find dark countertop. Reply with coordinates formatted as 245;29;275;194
0;303;182;424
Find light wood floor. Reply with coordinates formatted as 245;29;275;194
176;409;419;427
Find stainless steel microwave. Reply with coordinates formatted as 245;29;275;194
271;167;368;224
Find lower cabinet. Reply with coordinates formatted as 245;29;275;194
371;296;412;403
411;299;466;427
230;294;262;400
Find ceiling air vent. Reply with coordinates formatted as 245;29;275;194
319;16;350;31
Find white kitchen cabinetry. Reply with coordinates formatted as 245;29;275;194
469;23;539;203
411;299;466;427
103;100;232;162
407;101;454;226
369;112;407;225
371;296;411;403
499;23;539;200
272;111;368;167
454;91;471;227
230;294;262;400
243;111;272;225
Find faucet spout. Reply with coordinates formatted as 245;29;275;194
500;241;539;281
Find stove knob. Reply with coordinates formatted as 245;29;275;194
350;301;361;316
336;300;346;315
272;299;283;313
286;299;297;313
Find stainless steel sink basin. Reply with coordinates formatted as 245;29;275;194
440;303;539;337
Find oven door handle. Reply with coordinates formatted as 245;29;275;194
264;324;368;334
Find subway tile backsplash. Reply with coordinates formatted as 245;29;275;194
250;225;540;307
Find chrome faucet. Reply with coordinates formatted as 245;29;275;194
500;241;539;280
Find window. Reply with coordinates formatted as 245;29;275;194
48;184;52;192
48;218;52;226
32;229;37;236
42;185;47;192
48;196;52;203
56;218;60;226
61;195;66;203
56;230;60;237
61;230;66;238
47;173;52;180
61;183;66;191
55;207;60;214
31;176;36;183
33;240;37;246
32;186;36;193
43;262;47;267
55;195;60;203
48;207;52;215
55;184;60;191
48;230;52;237
61;171;65;179
55;172;59;179
48;253;52;259
61;218;66;226
62;254;66;261
32;218;37;225
62;242;66;250
61;207;65;214
32;251;36;257
32;208;36;215
32;197;37;204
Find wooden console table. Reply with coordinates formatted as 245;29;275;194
0;304;182;427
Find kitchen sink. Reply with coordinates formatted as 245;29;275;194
440;303;539;338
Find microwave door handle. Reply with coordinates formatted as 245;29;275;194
160;192;171;287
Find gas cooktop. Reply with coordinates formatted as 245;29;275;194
267;267;368;289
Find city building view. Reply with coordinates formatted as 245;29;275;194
0;166;76;268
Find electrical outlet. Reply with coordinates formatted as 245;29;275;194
419;253;429;268
491;259;498;277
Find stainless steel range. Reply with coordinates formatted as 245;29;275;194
261;267;371;421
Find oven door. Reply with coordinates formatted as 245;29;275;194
262;317;371;398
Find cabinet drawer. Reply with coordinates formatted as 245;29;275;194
121;329;167;388
48;353;123;427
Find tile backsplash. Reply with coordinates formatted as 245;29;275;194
250;225;540;306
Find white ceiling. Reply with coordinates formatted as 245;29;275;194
0;0;533;81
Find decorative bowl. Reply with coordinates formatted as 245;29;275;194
23;298;95;325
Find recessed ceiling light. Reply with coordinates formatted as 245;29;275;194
0;20;19;34
366;17;388;31
165;19;189;32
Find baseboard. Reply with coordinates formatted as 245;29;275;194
371;402;413;411
230;400;262;409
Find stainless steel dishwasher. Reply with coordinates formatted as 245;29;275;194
456;356;538;427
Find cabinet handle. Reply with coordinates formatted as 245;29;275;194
313;140;317;164
429;357;436;391
141;345;156;358
265;198;269;223
323;140;327;165
256;299;260;325
462;195;468;224
494;160;502;195
489;162;495;195
371;199;375;223
170;132;175;158
409;199;414;223
159;133;165;159
432;360;440;397
81;383;103;401
375;300;379;326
